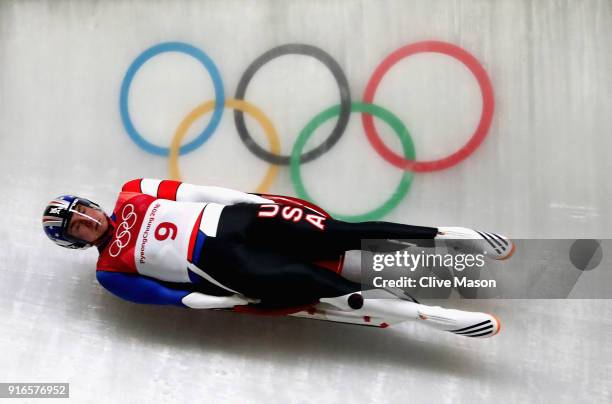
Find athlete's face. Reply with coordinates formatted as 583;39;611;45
67;204;108;244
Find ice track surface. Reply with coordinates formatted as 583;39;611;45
1;1;611;403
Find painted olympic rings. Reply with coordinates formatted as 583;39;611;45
362;41;494;172
120;42;225;156
291;102;415;222
169;99;281;193
119;40;495;219
234;44;351;165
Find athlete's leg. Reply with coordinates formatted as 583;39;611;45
196;237;361;308
217;203;515;261
216;203;437;261
321;292;501;338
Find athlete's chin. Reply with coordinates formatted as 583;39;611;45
91;215;112;245
93;230;104;241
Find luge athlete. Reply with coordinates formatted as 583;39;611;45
42;178;514;338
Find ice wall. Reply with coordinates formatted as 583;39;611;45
2;0;610;237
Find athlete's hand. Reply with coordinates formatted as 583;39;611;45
232;294;261;305
227;294;261;306
182;292;258;309
245;296;261;304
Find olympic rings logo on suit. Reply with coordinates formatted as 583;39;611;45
109;204;137;257
119;41;495;222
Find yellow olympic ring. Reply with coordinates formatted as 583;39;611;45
169;99;281;193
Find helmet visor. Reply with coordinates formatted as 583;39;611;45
64;199;106;244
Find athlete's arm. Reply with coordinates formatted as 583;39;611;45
122;178;273;204
96;271;252;309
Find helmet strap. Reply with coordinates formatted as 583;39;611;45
69;208;102;226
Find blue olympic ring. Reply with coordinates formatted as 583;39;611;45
119;42;225;156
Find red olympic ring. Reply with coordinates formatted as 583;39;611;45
362;40;495;172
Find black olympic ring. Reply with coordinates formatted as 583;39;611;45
233;43;351;165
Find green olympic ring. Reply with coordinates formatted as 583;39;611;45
291;102;416;222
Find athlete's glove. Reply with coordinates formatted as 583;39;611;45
181;292;260;309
